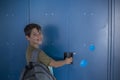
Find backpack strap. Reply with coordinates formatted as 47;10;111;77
19;49;40;80
30;49;40;63
27;49;56;80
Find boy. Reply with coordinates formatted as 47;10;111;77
24;23;72;71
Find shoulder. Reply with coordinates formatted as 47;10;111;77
38;49;46;55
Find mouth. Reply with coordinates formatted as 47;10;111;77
37;39;40;41
37;38;42;42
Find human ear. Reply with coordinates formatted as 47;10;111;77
26;36;30;41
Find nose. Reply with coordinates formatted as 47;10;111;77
37;33;42;39
37;34;40;38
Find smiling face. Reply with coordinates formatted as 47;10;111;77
26;28;43;48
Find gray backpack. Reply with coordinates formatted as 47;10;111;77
19;49;56;80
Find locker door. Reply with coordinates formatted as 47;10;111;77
68;0;108;80
30;0;70;80
113;0;120;80
0;0;28;80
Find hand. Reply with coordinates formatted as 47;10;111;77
65;57;73;64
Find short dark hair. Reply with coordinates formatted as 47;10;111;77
24;23;41;37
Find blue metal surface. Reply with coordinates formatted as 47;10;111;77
30;0;109;80
0;0;120;80
113;0;120;80
0;0;28;80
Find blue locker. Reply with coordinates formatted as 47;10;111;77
68;0;108;80
30;0;108;80
30;1;70;80
0;0;120;80
113;0;120;80
0;0;28;80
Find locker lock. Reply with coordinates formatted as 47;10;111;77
64;52;73;64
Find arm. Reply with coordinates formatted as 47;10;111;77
38;50;72;67
49;57;72;68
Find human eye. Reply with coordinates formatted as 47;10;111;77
33;34;36;36
32;32;37;36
